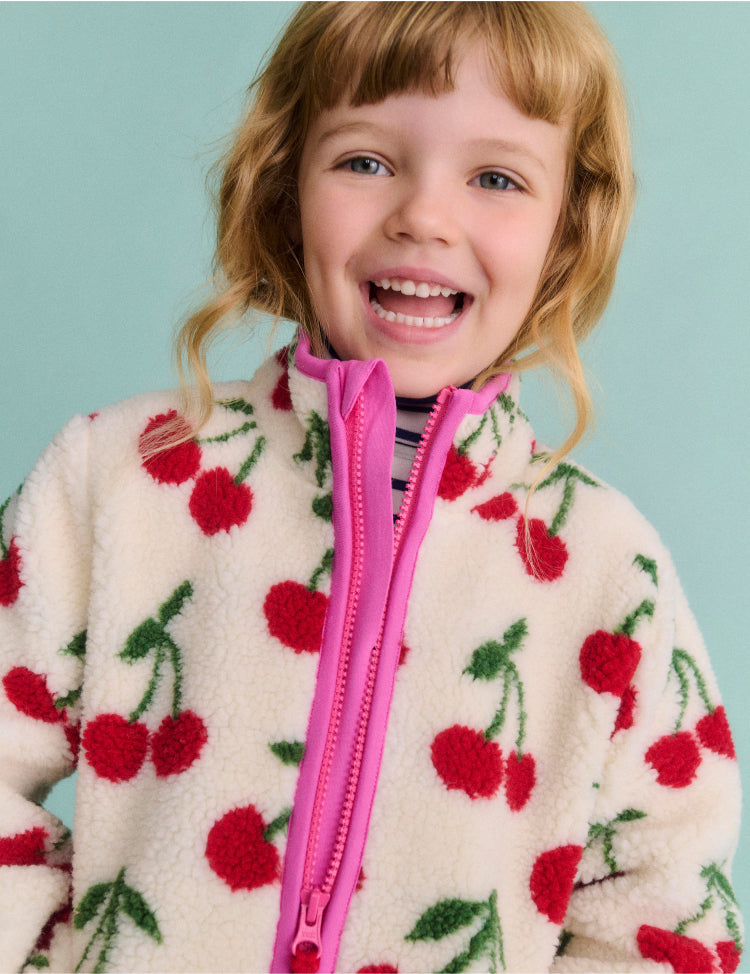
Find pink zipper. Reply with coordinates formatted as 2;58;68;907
289;390;453;969
392;388;453;553
290;394;367;966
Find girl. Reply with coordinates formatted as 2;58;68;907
0;3;743;973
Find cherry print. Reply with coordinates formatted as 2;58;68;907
579;631;641;698
205;805;280;892
696;706;736;759
64;723;81;764
637;925;715;974
139;411;202;485
504;750;536;811
2;666;63;723
82;713;149;782
612;684;637;735
430;725;503;799
275;346;290;368
34;902;72;953
645;731;701;788
272;369;293;411
471;492;518;521
0;826;47;866
150;710;208;777
0;538;23;606
515;517;568;581
716;940;742;973
290;946;321;974
529;845;583;924
264;580;328;654
357;967;398;973
189;467;253;535
437;446;480;501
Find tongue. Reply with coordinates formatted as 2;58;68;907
373;285;457;319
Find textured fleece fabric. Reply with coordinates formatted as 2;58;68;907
0;340;743;974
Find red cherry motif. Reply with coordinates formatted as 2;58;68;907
189;467;253;535
472;492;518;521
431;724;503;799
139;411;202;485
0;826;47;866
2;667;63;723
151;710;208;777
34;902;73;953
205;804;280;892
0;538;23;607
504;751;536;811
716;940;742;973
645;731;701;788
612;684;637;735
291;946;321;974
437;446;480;501
271;348;293;410
264;580;328;654
358;967;399;973
579;631;642;698
64;723;81;765
637;925;716;974
529;845;583;924
271;370;293;411
82;713;149;782
515;518;568;581
696;706;736;759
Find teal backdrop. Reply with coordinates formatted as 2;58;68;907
2;0;748;957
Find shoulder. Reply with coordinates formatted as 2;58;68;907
535;453;672;569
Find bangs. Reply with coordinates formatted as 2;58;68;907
290;1;605;126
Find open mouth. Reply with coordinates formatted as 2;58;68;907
368;278;466;328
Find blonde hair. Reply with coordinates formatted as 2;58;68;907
174;1;634;462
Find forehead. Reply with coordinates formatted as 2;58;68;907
302;45;570;179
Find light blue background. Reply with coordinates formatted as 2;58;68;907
2;0;748;956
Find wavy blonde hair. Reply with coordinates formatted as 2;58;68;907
173;1;634;463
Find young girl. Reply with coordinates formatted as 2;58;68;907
0;3;743;973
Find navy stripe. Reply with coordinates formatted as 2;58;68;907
395;427;421;445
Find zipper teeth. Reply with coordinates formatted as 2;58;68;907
322;639;378;892
322;390;453;895
393;391;451;555
302;395;366;894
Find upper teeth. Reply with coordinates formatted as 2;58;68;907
373;278;458;298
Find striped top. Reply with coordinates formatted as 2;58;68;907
392;394;438;518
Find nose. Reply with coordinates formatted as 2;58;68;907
383;179;460;247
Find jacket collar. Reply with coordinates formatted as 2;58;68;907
283;331;533;495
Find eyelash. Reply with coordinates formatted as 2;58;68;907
340;156;522;192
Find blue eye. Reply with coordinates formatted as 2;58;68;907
478;172;516;191
346;156;387;176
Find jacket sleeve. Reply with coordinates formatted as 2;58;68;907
0;416;91;972
552;551;744;974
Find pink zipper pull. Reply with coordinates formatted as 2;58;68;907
290;887;330;973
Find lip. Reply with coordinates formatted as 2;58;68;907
359;280;472;346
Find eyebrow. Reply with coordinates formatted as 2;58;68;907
315;120;391;147
465;138;550;174
314;123;551;174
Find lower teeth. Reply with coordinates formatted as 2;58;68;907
370;297;460;328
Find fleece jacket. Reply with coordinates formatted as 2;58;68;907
0;336;743;973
